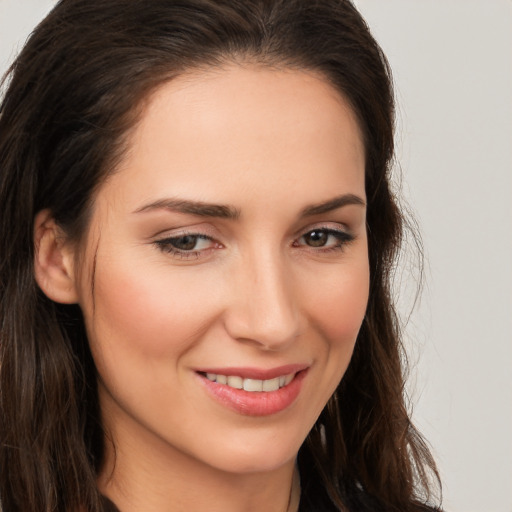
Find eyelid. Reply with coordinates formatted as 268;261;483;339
149;221;218;239
295;221;352;238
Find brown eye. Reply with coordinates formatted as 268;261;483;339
171;235;200;251
303;230;329;247
296;228;354;251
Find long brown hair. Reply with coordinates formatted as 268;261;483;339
0;1;441;511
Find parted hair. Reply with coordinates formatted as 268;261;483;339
0;1;441;511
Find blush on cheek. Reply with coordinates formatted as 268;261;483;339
330;293;368;342
306;269;369;346
89;262;220;359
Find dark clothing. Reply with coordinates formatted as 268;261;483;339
101;494;338;511
101;491;441;512
101;496;120;512
102;496;119;512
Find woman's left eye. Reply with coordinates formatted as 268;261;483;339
155;234;216;258
296;228;354;250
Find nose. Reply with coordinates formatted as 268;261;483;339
223;250;301;351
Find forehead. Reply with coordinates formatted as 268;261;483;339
99;64;365;215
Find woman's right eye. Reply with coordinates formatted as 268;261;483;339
154;234;217;259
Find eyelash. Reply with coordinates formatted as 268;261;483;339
294;228;355;252
154;227;355;260
155;234;215;260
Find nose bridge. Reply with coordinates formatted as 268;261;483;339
226;244;300;349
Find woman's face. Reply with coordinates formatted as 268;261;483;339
74;65;369;476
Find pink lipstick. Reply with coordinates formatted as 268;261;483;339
195;364;308;416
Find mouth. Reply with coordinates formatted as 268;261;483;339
196;365;308;416
201;371;296;392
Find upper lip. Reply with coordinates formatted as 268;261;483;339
195;363;309;380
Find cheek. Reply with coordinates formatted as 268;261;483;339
289;254;369;425
302;252;369;398
85;258;222;362
304;258;369;345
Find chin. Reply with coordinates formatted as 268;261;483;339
198;427;308;475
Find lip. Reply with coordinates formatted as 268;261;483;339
195;364;309;416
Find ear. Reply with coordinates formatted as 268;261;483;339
33;209;79;304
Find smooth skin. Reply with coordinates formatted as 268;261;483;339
34;64;369;512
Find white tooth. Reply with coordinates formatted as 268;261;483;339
227;375;243;389
207;373;294;391
243;378;263;392
262;377;280;392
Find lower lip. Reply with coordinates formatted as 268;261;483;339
198;370;307;416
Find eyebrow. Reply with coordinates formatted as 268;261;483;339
133;198;241;219
133;193;365;220
299;193;366;217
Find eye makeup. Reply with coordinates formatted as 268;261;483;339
153;224;355;261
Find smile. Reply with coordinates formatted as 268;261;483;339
204;372;295;392
197;365;309;416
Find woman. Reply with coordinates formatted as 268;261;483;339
0;1;442;511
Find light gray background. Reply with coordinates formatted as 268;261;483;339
1;1;511;511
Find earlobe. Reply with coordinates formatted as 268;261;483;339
33;209;79;304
